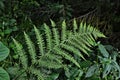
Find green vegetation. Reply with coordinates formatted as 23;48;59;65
12;20;104;79
0;42;10;80
0;0;120;80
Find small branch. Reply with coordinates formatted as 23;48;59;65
69;8;97;22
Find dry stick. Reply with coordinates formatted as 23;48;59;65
68;8;97;23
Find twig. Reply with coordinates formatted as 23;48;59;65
68;8;97;22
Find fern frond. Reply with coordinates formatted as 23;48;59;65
66;38;89;55
79;22;84;33
60;44;85;60
71;35;92;50
13;19;105;80
79;23;105;38
38;56;63;69
83;23;87;33
74;35;92;47
12;38;28;69
50;19;60;45
73;18;78;33
24;32;36;64
53;47;80;68
92;28;105;38
29;67;44;80
44;53;63;64
61;20;67;41
44;23;52;51
50;19;56;27
34;26;45;56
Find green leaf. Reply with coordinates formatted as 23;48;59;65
0;1;4;9
50;19;56;27
12;26;18;31
4;29;12;34
76;69;83;80
85;64;98;77
104;45;114;51
0;42;9;61
98;44;109;58
46;73;59;80
7;67;19;77
0;67;10;80
103;64;111;78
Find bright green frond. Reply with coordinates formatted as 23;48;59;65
34;26;45;56
29;67;44;80
53;47;80;68
83;23;87;33
60;44;85;60
24;32;36;64
38;56;63;69
73;18;78;33
13;38;28;69
66;39;89;56
44;23;52;51
50;19;56;27
79;22;84;33
44;53;63;64
50;20;60;45
70;37;92;52
61;20;67;41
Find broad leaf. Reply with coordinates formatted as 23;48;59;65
103;64;111;78
0;67;10;80
98;44;109;58
46;73;59;80
0;42;9;61
85;64;98;77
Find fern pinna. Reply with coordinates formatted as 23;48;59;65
13;19;105;80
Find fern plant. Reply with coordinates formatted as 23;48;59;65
13;19;105;80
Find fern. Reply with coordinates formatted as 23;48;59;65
13;19;105;79
53;47;80;68
60;44;85;60
61;20;67;41
50;19;60;45
73;18;78;33
13;38;28;69
44;23;52;51
34;26;45;56
28;67;44;80
24;32;36;64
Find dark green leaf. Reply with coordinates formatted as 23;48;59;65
0;42;9;61
46;73;59;80
103;64;111;78
0;67;10;80
85;64;98;77
98;44;109;58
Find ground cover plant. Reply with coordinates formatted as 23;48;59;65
0;19;120;80
0;0;120;80
10;19;119;80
